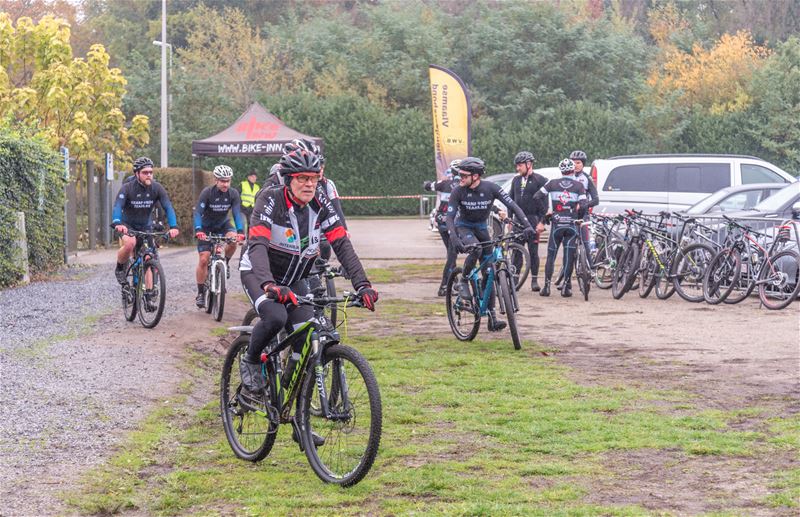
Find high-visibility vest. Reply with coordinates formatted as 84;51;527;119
240;180;260;208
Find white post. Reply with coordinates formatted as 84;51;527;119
15;212;30;284
160;0;168;168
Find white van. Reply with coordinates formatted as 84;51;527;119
589;154;796;214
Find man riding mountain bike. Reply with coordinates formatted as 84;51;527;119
238;148;378;446
111;157;180;309
446;157;535;332
193;164;246;308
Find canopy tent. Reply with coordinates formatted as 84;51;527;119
191;102;322;157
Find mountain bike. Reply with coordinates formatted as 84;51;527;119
221;292;382;486
445;230;523;350
201;234;239;321
120;229;169;329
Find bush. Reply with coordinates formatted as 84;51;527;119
151;167;214;245
0;130;65;287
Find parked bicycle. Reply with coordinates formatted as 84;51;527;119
120;229;169;328
572;219;593;301
220;292;382;486
445;228;523;350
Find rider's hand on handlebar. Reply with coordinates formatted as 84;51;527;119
536;222;545;233
357;285;379;311
522;226;536;240
195;231;207;241
168;228;179;239
115;224;128;236
264;282;298;305
451;234;466;253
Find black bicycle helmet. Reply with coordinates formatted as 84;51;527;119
514;151;535;165
569;150;587;164
454;157;486;176
133;156;154;173
279;149;321;176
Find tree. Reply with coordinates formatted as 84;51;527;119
0;14;149;166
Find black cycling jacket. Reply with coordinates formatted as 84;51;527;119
510;172;548;226
111;179;177;230
240;186;368;289
193;185;244;232
446;179;530;232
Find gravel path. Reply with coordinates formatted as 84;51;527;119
0;246;248;516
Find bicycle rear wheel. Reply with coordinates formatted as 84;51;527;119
703;249;741;305
137;259;166;328
445;267;480;341
612;243;637;299
298;344;382;486
575;244;591;302
506;243;530;291
595;238;624;289
220;335;276;461
638;246;657;298
723;254;755;305
672;243;714;303
496;270;521;350
758;250;800;310
212;261;226;321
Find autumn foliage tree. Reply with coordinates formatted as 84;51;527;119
0;13;149;166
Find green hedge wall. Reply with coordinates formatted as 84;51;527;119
0;130;65;287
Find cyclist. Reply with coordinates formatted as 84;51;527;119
446;157;535;331
569;150;599;265
238;148;378;408
111;157;180;308
266;163;283;189
193;165;246;308
240;169;260;232
424;159;461;296
509;151;548;292
533;158;588;298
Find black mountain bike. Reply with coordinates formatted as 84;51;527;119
221;292;382;486
120;229;168;328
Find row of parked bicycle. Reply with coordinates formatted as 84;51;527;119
500;210;800;310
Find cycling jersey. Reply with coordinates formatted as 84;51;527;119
112;178;177;230
446;180;529;231
573;171;599;208
240;186;368;289
193;185;244;232
432;174;459;227
533;176;588;227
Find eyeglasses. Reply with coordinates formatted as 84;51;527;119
458;173;473;179
292;174;320;184
139;170;154;176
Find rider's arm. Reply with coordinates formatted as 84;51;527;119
247;194;277;287
584;173;599;208
324;179;348;231
111;183;127;227
193;187;208;231
155;183;179;229
445;187;462;236
230;189;244;233
577;185;589;216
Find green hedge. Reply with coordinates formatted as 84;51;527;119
151;167;214;245
0;130;65;287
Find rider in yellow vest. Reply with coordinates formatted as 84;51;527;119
240;170;260;230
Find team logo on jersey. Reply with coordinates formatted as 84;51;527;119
200;202;206;208
558;190;571;205
285;228;296;243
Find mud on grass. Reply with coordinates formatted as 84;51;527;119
63;327;798;515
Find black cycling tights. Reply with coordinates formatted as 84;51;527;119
241;272;312;362
544;225;578;284
437;226;458;287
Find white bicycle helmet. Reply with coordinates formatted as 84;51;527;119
559;158;575;174
213;164;234;179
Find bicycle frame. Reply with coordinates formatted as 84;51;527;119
465;245;505;317
207;242;228;295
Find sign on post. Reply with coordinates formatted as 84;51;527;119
105;153;114;180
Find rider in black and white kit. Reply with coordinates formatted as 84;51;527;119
533;158;588;298
509;151;548;292
424;159;461;297
446;157;535;332
569;150;599;266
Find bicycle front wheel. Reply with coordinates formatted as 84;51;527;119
445;267;480;341
595;238;624;289
496;270;521;350
220;335;277;461
638;245;657;298
758;250;800;310
212;260;226;321
298;344;382;486
703;249;740;305
506;243;530;291
122;262;137;321
612;243;637;299
575;245;591;302
672;243;714;303
325;276;338;330
137;260;166;328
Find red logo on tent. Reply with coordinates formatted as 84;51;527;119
235;115;279;139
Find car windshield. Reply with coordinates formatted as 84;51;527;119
752;182;800;211
686;189;728;214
